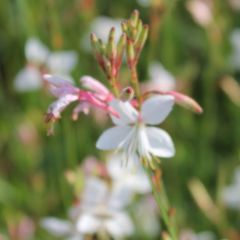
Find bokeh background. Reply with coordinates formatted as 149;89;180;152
0;0;240;239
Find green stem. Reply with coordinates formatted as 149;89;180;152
130;65;141;104
146;168;178;240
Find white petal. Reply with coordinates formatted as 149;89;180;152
25;38;49;64
76;214;100;234
81;177;108;208
105;212;134;238
41;217;71;236
96;126;131;150
141;95;174;125
146;127;175;158
47;51;78;74
110;99;138;125
107;154;151;194
108;182;133;209
14;66;42;92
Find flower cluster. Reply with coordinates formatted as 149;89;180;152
41;155;153;239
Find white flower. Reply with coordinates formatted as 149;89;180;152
47;51;78;78
133;196;160;237
180;229;216;240
25;38;49;64
14;65;42;92
76;177;134;238
107;153;151;194
222;166;240;209
41;217;83;240
142;62;176;92
96;95;175;167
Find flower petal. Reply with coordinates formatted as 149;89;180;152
47;51;78;74
41;217;71;236
96;126;131;150
141;95;174;125
146;127;175;158
14;66;42;92
105;212;134;238
76;214;100;234
81;177;108;208
110;100;138;125
25;38;49;64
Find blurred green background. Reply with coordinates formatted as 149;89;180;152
0;0;240;239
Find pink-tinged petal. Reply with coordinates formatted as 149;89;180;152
44;74;73;86
105;212;134;238
72;102;90;120
141;95;174;125
168;91;203;114
47;94;78;119
41;217;71;236
110;99;138;125
146;127;175;158
44;74;78;97
96;126;131;150
81;76;109;96
76;214;100;234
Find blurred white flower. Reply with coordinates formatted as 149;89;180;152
97;96;175;167
47;51;78;78
41;217;83;240
222;166;240;209
107;153;151;194
180;229;216;240
229;29;240;70
229;0;240;10
187;0;213;27
142;62;176;92
77;177;134;238
82;16;122;51
14;37;78;92
133;196;160;237
25;38;49;64
14;65;42;92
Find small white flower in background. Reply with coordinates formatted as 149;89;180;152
186;0;213;27
180;229;216;240
14;37;78;92
14;65;42;92
76;176;134;238
222;166;240;209
81;16;122;51
25;38;49;65
107;153;151;194
133;196;160;237
41;217;83;240
141;62;176;92
47;51;78;80
229;29;240;70
97;96;175;168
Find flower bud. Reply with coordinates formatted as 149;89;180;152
120;87;134;101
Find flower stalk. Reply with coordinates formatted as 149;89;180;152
146;168;178;240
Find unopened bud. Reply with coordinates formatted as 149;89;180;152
136;25;149;55
121;21;128;33
169;91;203;114
120;87;134;101
127;39;135;67
107;27;117;61
130;9;139;27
